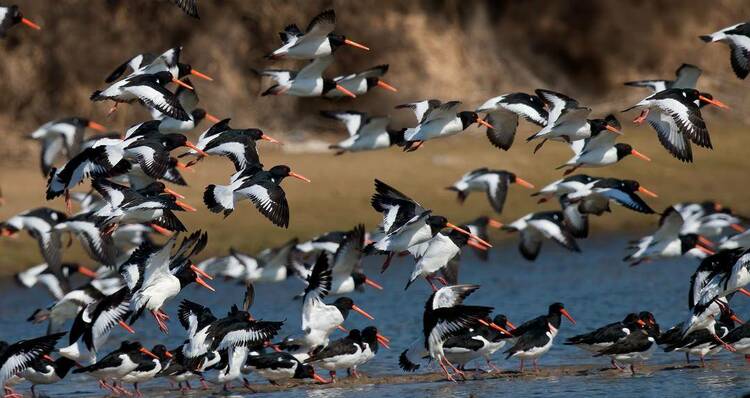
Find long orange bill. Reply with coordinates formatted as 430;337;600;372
364;277;383;290
631;149;651;162
488;219;504;229
21;17;41;30
43;354;55;362
261;134;282;144
172;78;194;91
698;236;715;248
738;288;750;298
118;320;136;334
699;95;730;110
344;39;370;51
312;372;330;384
175;200;197;212
506;320;516;330
514;177;535;189
637;186;658;198
376;80;398;92
78;265;98;278
337;325;349;333
636;319;647;327
561;309;576;324
335;84;357;98
446;222;493;248
150;223;172;236
164;351;173;359
376;334;391;349
696;245;715;255
467;239;488;251
731;223;746;233
289;171;311;183
190;69;214;82
185;141;208;156
476;118;495;129
195;276;216;292
88;121;107;132
732;314;744;324
351;304;375;320
377;333;391;343
479;319;511;336
605;125;623;135
140;347;160;360
191;264;214;280
205;113;221;123
163;187;185;199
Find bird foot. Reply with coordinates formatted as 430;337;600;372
633;110;649;125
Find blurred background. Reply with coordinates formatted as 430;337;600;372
1;0;749;270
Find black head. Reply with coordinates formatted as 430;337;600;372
638;311;656;326
294;363;316;379
268;165;292;181
242;128;266;141
622;313;639;325
138;182;167;197
614;143;634;160
549;302;565;315
347;328;362;341
176;63;193;79
493;314;509;329
426;215;449;236
8;5;22;23
618;179;641;193
61;117;90;128
718;308;739;327
151;344;172;360
361;326;379;351
387;128;406;146
327;34;347;50
321;79;338;95
447;227;470;247
120;340;142;352
679;234;700;254
457;111;480;130
153;71;175;86
365;77;379;90
191;108;207;123
332;297;354;318
351;271;367;288
160;134;189;151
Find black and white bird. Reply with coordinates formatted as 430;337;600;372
446;168;535;214
441;314;513;372
503;211;580;261
266;9;369;59
700;23;750;79
18;355;77;398
104;46;213;84
475;92;548;150
0;5;40;37
623;88;729;162
321;111;404;154
624;64;702;92
91;71;192;121
719;320;750;359
505;303;576;371
72;341;159;394
203;164;310;227
15;263;97;300
324;64;397;98
256;55;357;98
531;174;600;204
396;100;494;151
231;238;298;284
303;329;362;382
325;225;382;295
28;117;108;175
665;312;734;366
0;333;65;398
245;351;328;385
118;344;173;396
565;313;645;358
565;177;658;215
593;321;660;374
149;79;221;133
183;118;280;167
1;208;67;282
462;216;504;261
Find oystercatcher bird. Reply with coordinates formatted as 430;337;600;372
462;216;504;261
91;71;192;121
149;79;220;133
566;177;658;215
15;263;97;300
326;225;382;295
203;164;310;227
72;341;159;395
18;356;77;398
28;117;108;175
624;64;703;92
532;174;600;204
688;249;749;312
565;313;643;353
245;351;328;385
304;329;362;382
558;116;651;175
593;320;660;374
229;238;298;284
682;295;740;353
396;100;493;151
183;118;280;165
700;22;750;79
505;303;576;371
1;208;67;282
324;64;397;98
503;211;580;261
623;88;729;162
475;92;548;150
256;55;357;98
105;46;213;84
266;9;369;59
442;314;513;372
0;5;40;37
296;229;347;255
665;311;734;366
53;215;119;267
119;344;173;397
176;299;217;372
321;111;404;154
719;320;750;360
0;333;65;398
367;179;490;271
446;168;535;214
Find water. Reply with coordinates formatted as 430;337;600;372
2;235;750;397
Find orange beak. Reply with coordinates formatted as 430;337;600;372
336;325;349;333
184;141;208;156
560;309;576;324
118;320;136;334
172;78;194;91
194;275;216;292
21;17;41;30
364;277;383;290
738;287;750;298
514;177;535;189
476;118;495;129
506;320;516;330
698;236;715;248
696;245;715;255
205;113;221;123
637;186;658;198
731;223;746;233
289;171;311;183
344;39;370;51
175;200;197;212
2;228;18;237
191;264;214;280
77;265;98;278
261;134;282;144
376;80;398;92
149;223;172;236
631;149;651;162
165;351;174;358
175;161;192;170
605;125;623;135
446;222;493;248
351;304;375;320
190;69;214;82
467;239;488;251
312;371;329;384
43;354;55;362
636;319;647;327
140;347;160;360
87;121;107;132
163;187;185;199
335;84;357;98
376;333;391;349
479;319;511;336
731;313;744;324
488;219;504;229
699;95;730;110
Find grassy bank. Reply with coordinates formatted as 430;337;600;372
1;123;748;275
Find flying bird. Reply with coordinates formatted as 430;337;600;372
266;9;369;59
700;22;750;79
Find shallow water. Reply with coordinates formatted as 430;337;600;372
2;235;750;397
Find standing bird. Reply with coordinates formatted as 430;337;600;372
1;334;66;398
700;23;750;79
446;168;535;214
321;111;404;154
0;5;40;37
266;9;369;59
397;100;494;151
91;71;192;120
623;88;729;162
304;329;362;382
325;64;397;98
503;211;580;261
18;356;77;398
245;351;328;385
72;341;159;395
441;315;513;372
593;321;660;374
565;313;645;360
119;344;173;397
624;64;702;92
505;303;576;371
256;55;357;98
475;92;548;150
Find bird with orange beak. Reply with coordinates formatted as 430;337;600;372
255;55;358;98
324;64;398;99
27;117;108;176
396;100;495;152
505;303;576;372
0;5;40;37
447;168;535;214
91;71;193;121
